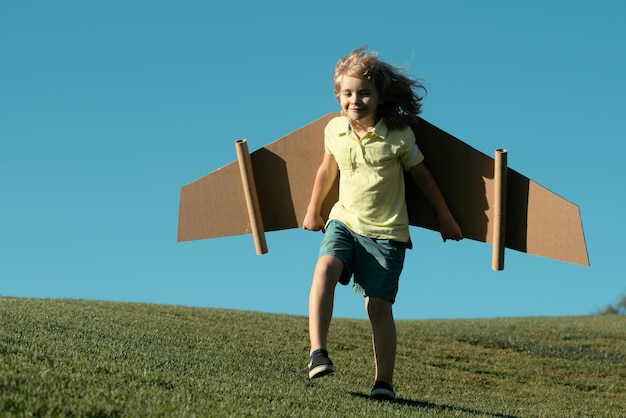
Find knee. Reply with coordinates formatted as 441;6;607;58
313;255;344;286
366;297;393;321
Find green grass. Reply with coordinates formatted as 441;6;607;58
1;297;625;417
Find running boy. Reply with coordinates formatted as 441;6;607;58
303;47;463;401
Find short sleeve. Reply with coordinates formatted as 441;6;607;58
403;143;424;171
324;117;346;156
397;127;424;170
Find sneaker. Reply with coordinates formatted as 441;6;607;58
369;380;396;401
308;350;335;379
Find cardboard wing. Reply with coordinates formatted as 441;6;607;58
407;119;589;268
177;113;589;269
177;114;337;244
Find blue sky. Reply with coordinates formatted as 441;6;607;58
2;1;624;320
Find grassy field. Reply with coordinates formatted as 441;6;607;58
1;297;625;417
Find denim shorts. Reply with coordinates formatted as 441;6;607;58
319;220;408;303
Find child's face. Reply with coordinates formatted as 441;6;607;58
337;75;380;128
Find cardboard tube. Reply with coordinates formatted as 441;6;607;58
235;139;268;255
492;149;507;270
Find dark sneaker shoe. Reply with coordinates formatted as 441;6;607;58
370;380;396;401
308;351;335;379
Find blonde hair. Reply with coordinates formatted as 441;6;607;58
333;46;426;129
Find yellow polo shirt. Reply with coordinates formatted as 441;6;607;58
325;116;424;242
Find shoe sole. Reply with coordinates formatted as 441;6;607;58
308;364;335;379
370;388;396;402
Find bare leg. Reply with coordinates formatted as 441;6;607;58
309;255;343;354
366;296;396;384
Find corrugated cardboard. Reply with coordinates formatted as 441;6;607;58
178;114;589;268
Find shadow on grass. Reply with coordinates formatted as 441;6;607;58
349;392;519;418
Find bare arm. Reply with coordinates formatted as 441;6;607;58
303;152;339;232
410;162;463;242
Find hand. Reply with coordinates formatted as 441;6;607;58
439;216;463;242
303;212;326;232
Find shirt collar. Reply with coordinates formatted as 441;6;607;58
339;117;389;140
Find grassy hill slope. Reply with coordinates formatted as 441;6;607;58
1;297;625;417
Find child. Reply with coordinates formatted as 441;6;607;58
303;46;463;401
